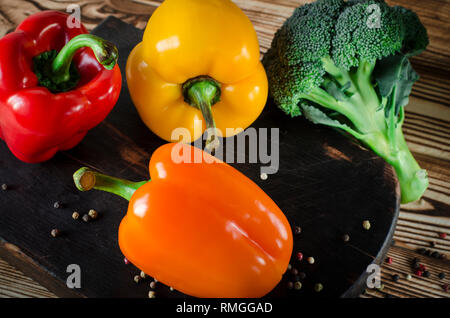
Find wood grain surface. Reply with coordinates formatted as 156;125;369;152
0;0;448;298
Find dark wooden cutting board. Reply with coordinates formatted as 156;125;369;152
0;17;399;298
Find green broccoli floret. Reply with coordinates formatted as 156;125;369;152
263;0;429;203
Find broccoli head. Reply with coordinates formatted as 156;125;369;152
263;0;429;203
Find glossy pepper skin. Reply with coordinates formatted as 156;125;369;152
0;11;121;163
126;0;268;145
73;143;293;298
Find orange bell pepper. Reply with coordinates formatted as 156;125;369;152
126;0;268;146
73;143;292;298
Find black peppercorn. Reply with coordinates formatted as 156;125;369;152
287;282;294;290
431;251;440;258
438;272;445;280
392;274;399;282
299;272;306;280
417;248;426;255
423;271;430;278
82;214;91;222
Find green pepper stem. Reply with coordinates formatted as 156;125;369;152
52;34;118;84
73;167;147;201
183;77;221;151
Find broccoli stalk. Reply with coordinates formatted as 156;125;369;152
263;0;429;203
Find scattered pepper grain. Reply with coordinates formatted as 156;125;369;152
314;283;323;292
1;184;8;191
431;251;440;259
148;291;156;298
386;257;393;264
82;214;91;223
417;248;426;255
124;257;130;265
53;201;62;209
140;271;147;279
72;211;80;220
438;272;445;280
423;271;430;278
294;226;302;235
291;268;298;276
307;257;315;264
299;272;306;280
342;234;350;242
392;274;399;282
294;281;302;290
405;274;412;281
88;209;98;219
287;282;294;290
362;220;371;230
150;281;157;289
134;275;141;283
50;228;60;238
439;232;447;239
296;252;303;262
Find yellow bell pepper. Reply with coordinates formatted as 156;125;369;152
126;0;268;144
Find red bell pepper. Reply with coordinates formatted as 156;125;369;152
0;11;122;163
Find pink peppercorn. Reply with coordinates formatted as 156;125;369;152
419;264;427;271
296;252;303;261
439;233;447;239
124;257;130;265
386;257;393;264
415;270;423;277
443;284;449;292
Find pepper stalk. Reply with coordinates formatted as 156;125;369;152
182;76;222;151
34;34;118;93
73;167;147;201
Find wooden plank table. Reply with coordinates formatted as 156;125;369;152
0;0;448;298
